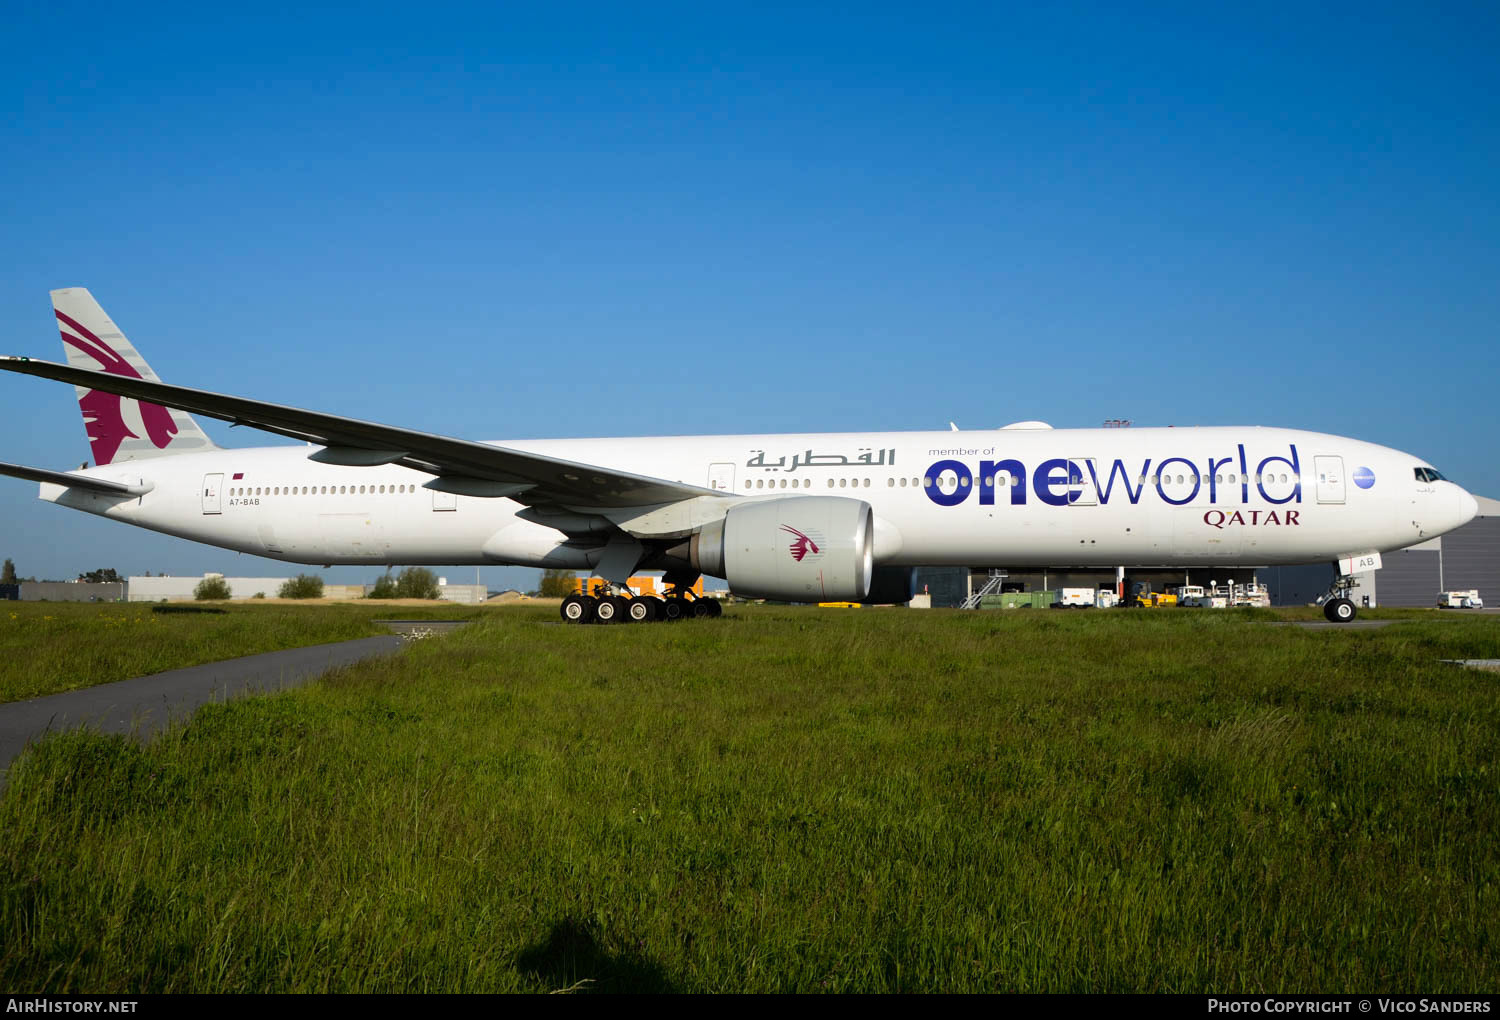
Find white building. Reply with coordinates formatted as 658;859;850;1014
128;574;289;601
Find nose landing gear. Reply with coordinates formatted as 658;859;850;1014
1316;572;1360;623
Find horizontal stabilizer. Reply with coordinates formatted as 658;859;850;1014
0;460;153;496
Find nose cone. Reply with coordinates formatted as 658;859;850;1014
1459;488;1479;527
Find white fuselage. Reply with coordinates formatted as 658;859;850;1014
41;426;1478;571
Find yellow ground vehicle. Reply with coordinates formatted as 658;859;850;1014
1128;582;1176;608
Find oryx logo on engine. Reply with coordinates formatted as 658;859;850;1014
780;524;823;563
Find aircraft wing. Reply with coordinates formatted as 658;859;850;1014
0;356;720;510
0;460;153;496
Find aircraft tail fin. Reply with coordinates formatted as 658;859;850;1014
50;288;218;465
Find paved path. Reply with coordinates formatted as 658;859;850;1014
1273;619;1399;630
0;635;403;774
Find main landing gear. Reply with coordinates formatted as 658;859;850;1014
559;582;723;625
1316;573;1359;623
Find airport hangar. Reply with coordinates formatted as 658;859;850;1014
914;494;1500;609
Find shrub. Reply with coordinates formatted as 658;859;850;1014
366;569;439;599
193;576;232;600
394;567;441;600
278;575;325;599
538;568;577;598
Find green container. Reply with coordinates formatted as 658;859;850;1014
976;591;1054;609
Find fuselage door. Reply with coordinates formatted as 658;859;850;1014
708;462;736;492
1068;458;1097;505
202;473;223;514
1314;456;1346;504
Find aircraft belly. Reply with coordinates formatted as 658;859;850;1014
1172;511;1244;559
316;511;384;560
890;504;1169;567
482;520;594;569
884;498;1402;568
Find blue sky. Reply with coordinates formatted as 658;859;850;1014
1;2;1495;589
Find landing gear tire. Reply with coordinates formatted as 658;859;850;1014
662;597;688;622
703;598;722;618
1324;597;1357;623
560;594;592;625
692;598;715;619
595;595;627;624
626;597;654;623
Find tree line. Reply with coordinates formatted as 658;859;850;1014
191;567;444;601
2;559;125;585
4;557;455;601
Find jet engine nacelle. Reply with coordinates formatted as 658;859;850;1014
689;496;873;602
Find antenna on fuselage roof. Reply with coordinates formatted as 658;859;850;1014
949;422;959;431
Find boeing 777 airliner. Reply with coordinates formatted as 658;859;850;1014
0;289;1480;623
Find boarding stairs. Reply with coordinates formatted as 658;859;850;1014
960;571;1008;610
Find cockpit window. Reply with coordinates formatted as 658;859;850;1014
1414;467;1448;483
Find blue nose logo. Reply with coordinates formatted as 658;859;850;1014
1353;466;1375;489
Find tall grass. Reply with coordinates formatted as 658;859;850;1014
1;606;1496;991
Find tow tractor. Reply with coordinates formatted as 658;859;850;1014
1176;585;1222;608
1128;581;1177;608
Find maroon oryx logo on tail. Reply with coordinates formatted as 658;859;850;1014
56;309;177;465
780;524;821;562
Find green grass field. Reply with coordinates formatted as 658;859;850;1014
2;605;1497;992
0;601;488;703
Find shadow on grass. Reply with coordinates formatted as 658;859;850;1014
516;917;676;993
